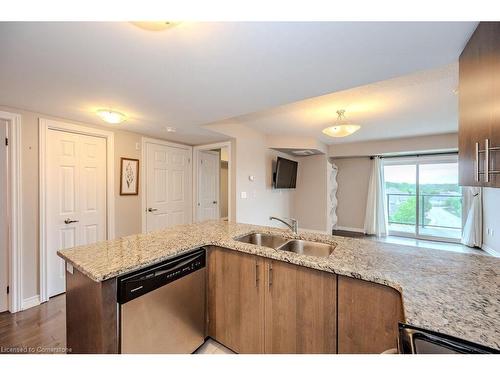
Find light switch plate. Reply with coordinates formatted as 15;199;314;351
240;191;247;199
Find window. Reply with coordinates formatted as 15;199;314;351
383;155;462;242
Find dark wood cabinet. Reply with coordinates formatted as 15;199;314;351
207;247;265;353
264;260;337;354
208;247;403;354
337;275;404;354
459;22;500;187
208;247;337;354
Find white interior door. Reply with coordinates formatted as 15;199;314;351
46;130;107;298
197;151;220;222
0;120;8;312
145;142;192;232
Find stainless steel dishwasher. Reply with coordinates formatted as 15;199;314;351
398;323;499;354
118;248;206;354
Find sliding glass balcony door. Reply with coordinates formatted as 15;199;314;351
385;163;417;236
384;155;462;242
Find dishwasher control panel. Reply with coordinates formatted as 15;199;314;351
117;248;206;304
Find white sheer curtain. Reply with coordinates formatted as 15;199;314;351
461;187;482;248
364;157;388;237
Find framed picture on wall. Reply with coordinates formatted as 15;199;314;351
120;158;139;195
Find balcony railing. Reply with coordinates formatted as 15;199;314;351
386;193;462;230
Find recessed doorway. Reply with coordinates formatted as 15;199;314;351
194;142;232;223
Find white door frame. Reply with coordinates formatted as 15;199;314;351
193;141;233;222
140;137;193;233
39;118;115;303
0;111;22;313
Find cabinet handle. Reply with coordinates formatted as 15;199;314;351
255;262;259;288
485;139;490;183
475;142;480;182
268;263;273;291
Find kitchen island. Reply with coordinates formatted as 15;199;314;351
58;220;500;353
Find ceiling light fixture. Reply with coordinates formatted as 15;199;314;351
96;109;127;124
165;126;177;132
131;22;178;31
322;109;361;137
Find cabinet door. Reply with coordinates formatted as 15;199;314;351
459;22;500;187
337;275;403;354
264;260;337;354
207;247;265;353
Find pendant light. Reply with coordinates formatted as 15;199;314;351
322;109;361;137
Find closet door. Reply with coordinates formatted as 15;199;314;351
46;130;107;297
145;142;192;232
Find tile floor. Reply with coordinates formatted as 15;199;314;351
333;229;489;256
194;338;235;354
375;235;486;255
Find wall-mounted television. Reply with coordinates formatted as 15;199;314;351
274;157;298;189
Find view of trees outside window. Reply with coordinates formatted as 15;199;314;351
384;160;462;240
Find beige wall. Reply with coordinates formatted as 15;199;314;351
292;154;330;232
328;133;458;158
206;123;295;227
482;188;500;253
0;105;171;302
113;131;142;238
331;157;372;231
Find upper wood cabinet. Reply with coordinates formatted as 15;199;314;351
337;275;404;354
459;22;500;187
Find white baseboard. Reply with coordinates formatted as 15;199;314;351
481;244;500;257
333;226;365;234
22;295;41;310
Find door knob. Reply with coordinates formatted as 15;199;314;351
212;201;217;204
148;208;158;212
64;218;79;224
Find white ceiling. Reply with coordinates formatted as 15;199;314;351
211;63;460;145
0;22;476;144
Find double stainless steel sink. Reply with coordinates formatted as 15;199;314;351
235;233;335;258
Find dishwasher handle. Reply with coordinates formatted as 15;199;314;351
118;248;206;304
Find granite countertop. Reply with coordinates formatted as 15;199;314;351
58;220;500;350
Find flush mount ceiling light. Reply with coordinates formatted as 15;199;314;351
165;126;177;132
131;22;178;31
322;109;361;137
96;109;127;124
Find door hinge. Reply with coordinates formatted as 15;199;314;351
4;138;8;146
